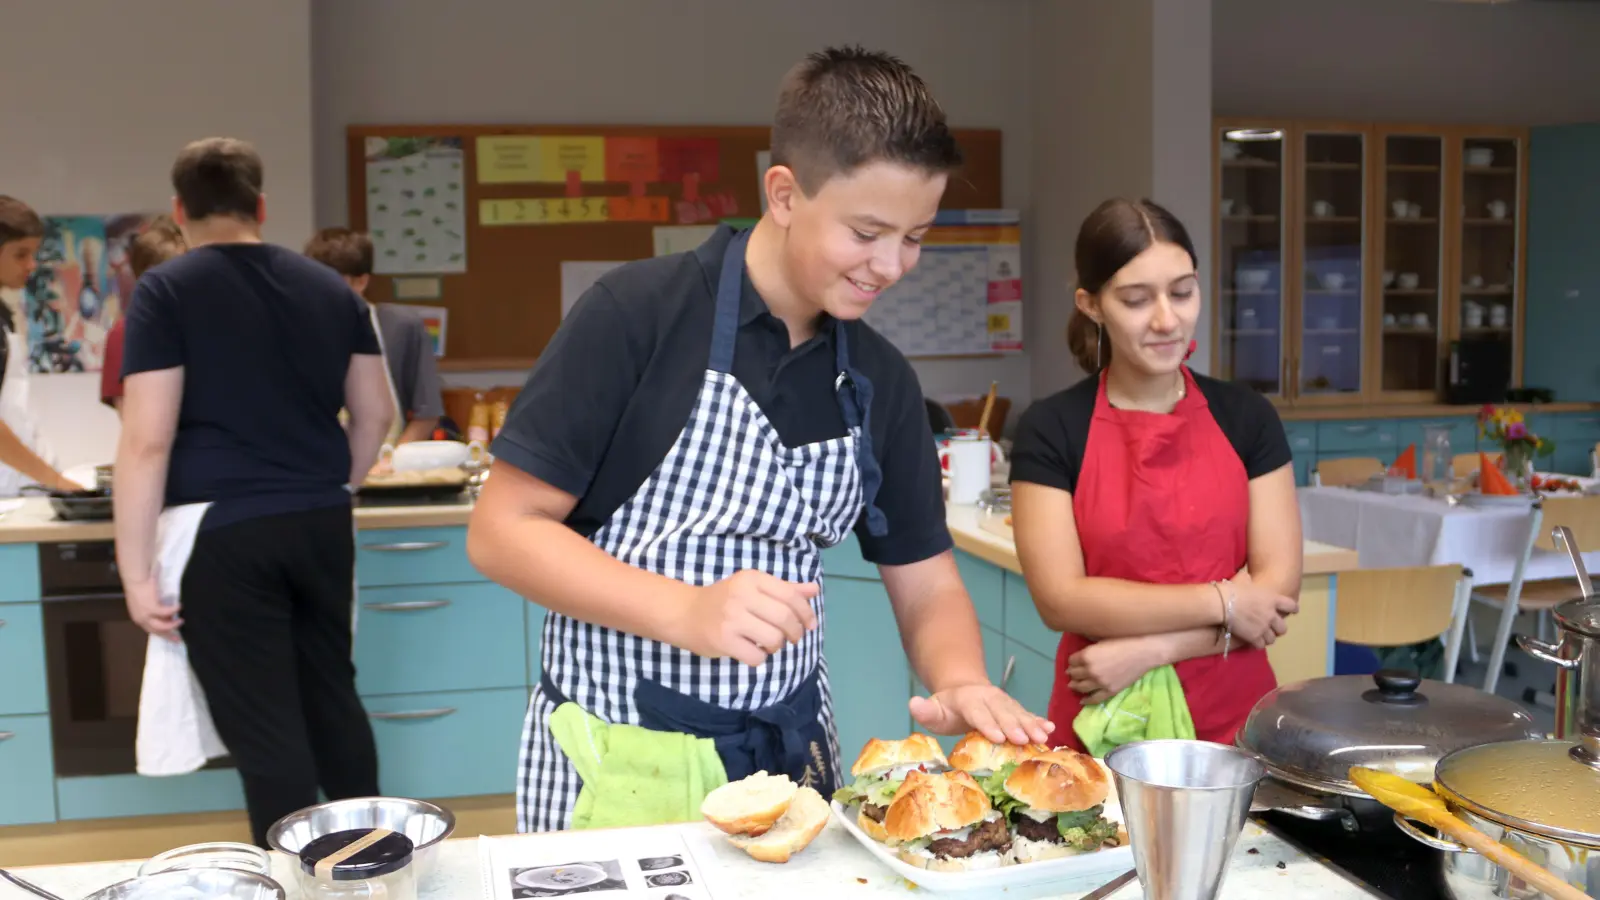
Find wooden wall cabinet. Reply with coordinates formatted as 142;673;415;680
1211;119;1528;406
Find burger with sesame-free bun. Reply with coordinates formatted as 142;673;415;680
884;769;1012;872
832;734;949;841
947;730;1049;778
979;749;1126;862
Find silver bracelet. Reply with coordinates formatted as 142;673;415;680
1211;581;1234;661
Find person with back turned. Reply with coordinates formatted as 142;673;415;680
114;137;396;847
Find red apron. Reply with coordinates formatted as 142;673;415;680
1045;367;1276;750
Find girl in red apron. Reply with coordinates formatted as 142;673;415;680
1008;198;1304;753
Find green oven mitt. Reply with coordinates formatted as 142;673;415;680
1073;664;1197;759
548;701;728;830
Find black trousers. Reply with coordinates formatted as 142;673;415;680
179;503;380;848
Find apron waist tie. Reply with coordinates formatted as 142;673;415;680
540;668;827;787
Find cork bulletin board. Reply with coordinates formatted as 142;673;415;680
345;124;1006;369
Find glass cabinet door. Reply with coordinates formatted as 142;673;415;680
1216;126;1288;397
1456;135;1520;370
1377;133;1447;396
1297;130;1366;398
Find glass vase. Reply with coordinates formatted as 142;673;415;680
1499;443;1534;491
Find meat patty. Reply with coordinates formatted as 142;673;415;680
862;803;887;824
1012;813;1064;843
927;815;1012;859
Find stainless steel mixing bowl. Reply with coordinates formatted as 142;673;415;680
266;796;455;882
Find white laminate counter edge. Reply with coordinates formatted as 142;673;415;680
3;818;1378;900
945;503;1359;577
0;498;475;544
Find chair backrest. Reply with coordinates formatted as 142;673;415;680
1533;494;1600;556
1452;452;1481;478
1334;563;1464;647
1316;456;1384;487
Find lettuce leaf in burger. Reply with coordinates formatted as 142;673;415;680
832;734;949;841
976;749;1125;861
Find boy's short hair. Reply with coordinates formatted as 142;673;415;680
770;45;963;197
170;137;264;221
127;215;187;279
302;227;374;279
0;196;44;247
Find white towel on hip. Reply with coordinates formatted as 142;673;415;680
134;501;229;777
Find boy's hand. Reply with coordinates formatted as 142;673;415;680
909;684;1054;746
677;570;819;667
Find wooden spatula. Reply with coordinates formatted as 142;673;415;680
1348;767;1590;900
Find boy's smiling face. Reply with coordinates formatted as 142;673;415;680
766;160;946;322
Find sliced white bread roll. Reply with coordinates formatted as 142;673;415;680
728;786;830;863
700;771;798;836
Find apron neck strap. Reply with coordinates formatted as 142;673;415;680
708;229;750;375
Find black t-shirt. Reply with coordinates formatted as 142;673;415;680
490;225;951;566
1009;373;1292;494
122;243;381;529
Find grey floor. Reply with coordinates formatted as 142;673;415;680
1450;607;1559;735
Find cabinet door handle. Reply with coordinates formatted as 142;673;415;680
1001;656;1016;690
364;599;451;612
370;707;457;721
1342;424;1375;435
0;619;6;628
0;732;13;742
361;541;447;552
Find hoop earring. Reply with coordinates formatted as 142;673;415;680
1095;323;1103;370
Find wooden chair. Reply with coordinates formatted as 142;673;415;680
1314;456;1385;487
1453;453;1483;478
1334;564;1471;683
1469;494;1600;693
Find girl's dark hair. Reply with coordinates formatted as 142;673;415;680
1065;197;1198;372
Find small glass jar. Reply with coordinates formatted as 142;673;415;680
296;827;418;900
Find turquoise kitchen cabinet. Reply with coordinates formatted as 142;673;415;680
0;602;47;716
824;576;909;765
356;527;478;587
1002;573;1059;659
355;582;526;696
1553;413;1600;476
1003;641;1057;723
0;714;55;826
1315;419;1400;454
365;687;528;801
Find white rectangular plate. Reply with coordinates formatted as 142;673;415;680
829;762;1134;894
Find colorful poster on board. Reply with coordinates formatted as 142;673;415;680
404;304;448;356
364;136;468;275
22;213;155;373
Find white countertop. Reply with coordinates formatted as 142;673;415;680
944;503;1359;577
1;817;1374;900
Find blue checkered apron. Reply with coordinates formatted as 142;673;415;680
517;229;890;832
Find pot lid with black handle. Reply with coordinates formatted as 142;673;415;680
1235;669;1543;798
1435;739;1600;849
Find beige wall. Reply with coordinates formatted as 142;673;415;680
1214;0;1600;124
0;0;313;471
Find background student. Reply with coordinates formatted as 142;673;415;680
0;197;81;494
304;226;444;447
115;137;396;847
101;215;187;414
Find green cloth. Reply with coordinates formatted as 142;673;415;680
548;701;728;830
1072;664;1197;758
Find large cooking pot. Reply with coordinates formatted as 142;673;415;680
1395;739;1600;899
1516;525;1600;767
1236;669;1545;835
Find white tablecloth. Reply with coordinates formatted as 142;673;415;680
1299;485;1600;585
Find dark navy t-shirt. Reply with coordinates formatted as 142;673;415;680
121;243;381;529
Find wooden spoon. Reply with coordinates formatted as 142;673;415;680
977;381;998;438
1348;767;1591;900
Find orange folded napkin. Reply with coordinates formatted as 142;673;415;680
1390;444;1417;480
1478;451;1520;495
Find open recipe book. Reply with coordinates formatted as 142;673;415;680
478;830;718;900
